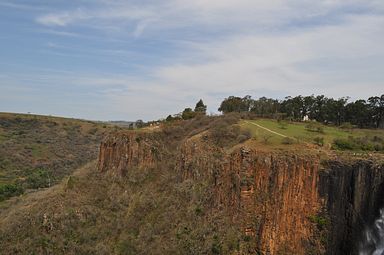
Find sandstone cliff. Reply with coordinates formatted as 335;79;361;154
98;131;384;254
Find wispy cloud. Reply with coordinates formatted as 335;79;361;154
36;9;89;26
0;1;48;11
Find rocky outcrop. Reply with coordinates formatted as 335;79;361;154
98;131;384;254
178;136;324;254
97;132;161;177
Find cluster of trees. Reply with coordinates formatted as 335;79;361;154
166;99;207;121
219;95;384;128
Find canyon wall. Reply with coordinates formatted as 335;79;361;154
98;132;384;254
319;160;384;254
98;132;161;177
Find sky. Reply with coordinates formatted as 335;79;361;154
0;0;383;121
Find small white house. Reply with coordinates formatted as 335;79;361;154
303;115;310;121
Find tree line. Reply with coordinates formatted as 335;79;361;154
218;95;384;129
166;99;207;121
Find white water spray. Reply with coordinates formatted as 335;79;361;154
359;209;384;255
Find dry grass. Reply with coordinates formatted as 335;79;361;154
0;112;117;200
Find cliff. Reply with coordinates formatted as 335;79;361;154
98;131;384;254
98;132;162;177
319;160;384;254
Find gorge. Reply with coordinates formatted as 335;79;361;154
98;129;384;254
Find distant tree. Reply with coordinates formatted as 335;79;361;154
316;95;331;123
166;115;174;122
216;93;382;129
194;99;207;114
182;108;196;120
302;95;315;118
218;96;251;113
250;97;279;116
345;100;369;128
368;95;384;128
280;96;304;121
135;119;144;128
323;97;348;125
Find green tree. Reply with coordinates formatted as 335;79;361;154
250;97;280;116
166;115;174;122
218;96;251;113
194;99;207;114
182;108;196;120
345;100;369;128
368;95;384;128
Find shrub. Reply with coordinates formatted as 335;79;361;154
88;128;98;135
313;137;324;147
281;137;295;145
65;176;76;190
305;123;325;133
332;138;356;150
308;215;328;230
243;235;251;242
0;183;24;201
277;120;288;129
237;129;252;143
340;122;354;129
262;135;273;144
210;124;238;146
25;168;51;189
332;136;384;151
211;235;222;254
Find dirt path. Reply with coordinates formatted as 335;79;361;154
244;121;288;138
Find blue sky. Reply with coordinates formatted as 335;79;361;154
0;0;383;121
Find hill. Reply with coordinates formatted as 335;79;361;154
0;114;384;254
0;112;119;201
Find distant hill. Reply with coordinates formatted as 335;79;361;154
106;120;135;128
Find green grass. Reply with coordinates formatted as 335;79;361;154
240;119;384;148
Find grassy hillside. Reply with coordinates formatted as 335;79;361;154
0;116;242;255
240;119;384;150
0;114;383;254
0;112;117;201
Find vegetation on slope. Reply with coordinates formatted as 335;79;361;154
0;115;246;255
1;111;383;254
240;119;384;152
218;94;384;128
0;112;116;201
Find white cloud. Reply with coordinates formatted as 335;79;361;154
36;9;88;26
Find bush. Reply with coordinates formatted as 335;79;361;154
305;123;325;133
332;138;356;150
332;136;384;151
0;183;24;201
281;137;295;145
262;135;273;144
88;128;98;135
210;124;240;147
313;137;324;147
340;122;354;129
25;168;51;189
237;129;252;143
308;215;328;230
277;120;288;129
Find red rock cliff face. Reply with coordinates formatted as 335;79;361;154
98;132;384;255
177;135;324;254
98;133;160;177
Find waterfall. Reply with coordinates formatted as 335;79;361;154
359;209;384;255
